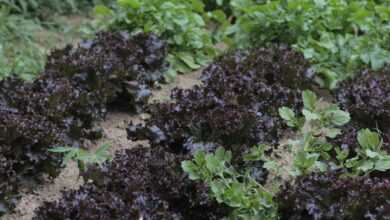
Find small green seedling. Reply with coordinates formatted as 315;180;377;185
279;90;350;175
182;147;278;220
343;129;390;174
279;90;390;176
49;143;112;171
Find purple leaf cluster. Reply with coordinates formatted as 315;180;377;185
277;172;390;220
0;32;167;215
34;147;229;219
128;45;312;160
336;68;390;132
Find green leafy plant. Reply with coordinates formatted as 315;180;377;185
49;143;112;171
93;0;220;80
279;90;390;176
279;90;351;175
227;0;390;88
341;129;390;174
182;147;278;219
0;0;113;16
0;6;46;80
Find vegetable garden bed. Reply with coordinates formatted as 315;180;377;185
1;0;389;219
31;45;389;220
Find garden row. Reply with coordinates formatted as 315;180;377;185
32;45;390;219
0;31;167;215
3;0;389;88
69;0;390;88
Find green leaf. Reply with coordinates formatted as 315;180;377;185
375;158;390;172
357;129;381;150
117;0;141;9
95;143;111;156
365;149;381;159
329;110;350;126
206;154;222;173
164;68;177;82
209;10;227;23
319;142;333;152
243;145;266;162
189;0;205;13
302;48;316;59
323;128;341;138
357;160;374;172
302;109;320;121
178;52;202;70
215;147;227;162
302;90;317;111
278;107;297;127
294;151;318;172
48;147;73;153
93;5;113;16
345;157;360;168
181;161;200;180
210;181;225;202
194;150;206;165
315;161;328;172
335;147;349;162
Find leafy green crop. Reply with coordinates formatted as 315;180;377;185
227;0;390;88
49;143;112;171
182;147;278;220
93;0;220;79
0;0;113;17
279;90;390;176
0;5;92;80
279;90;351;175
341;129;390;174
0;6;45;80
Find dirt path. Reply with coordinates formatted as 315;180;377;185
151;69;202;102
1;71;202;220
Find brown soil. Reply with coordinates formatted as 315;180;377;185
151;69;203;102
1;71;202;220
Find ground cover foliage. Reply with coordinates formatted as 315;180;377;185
226;0;390;88
0;0;114;80
0;6;46;79
3;0;389;88
1;0;113;17
0;31;167;215
89;0;390;88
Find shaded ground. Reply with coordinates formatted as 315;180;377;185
1;71;202;220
